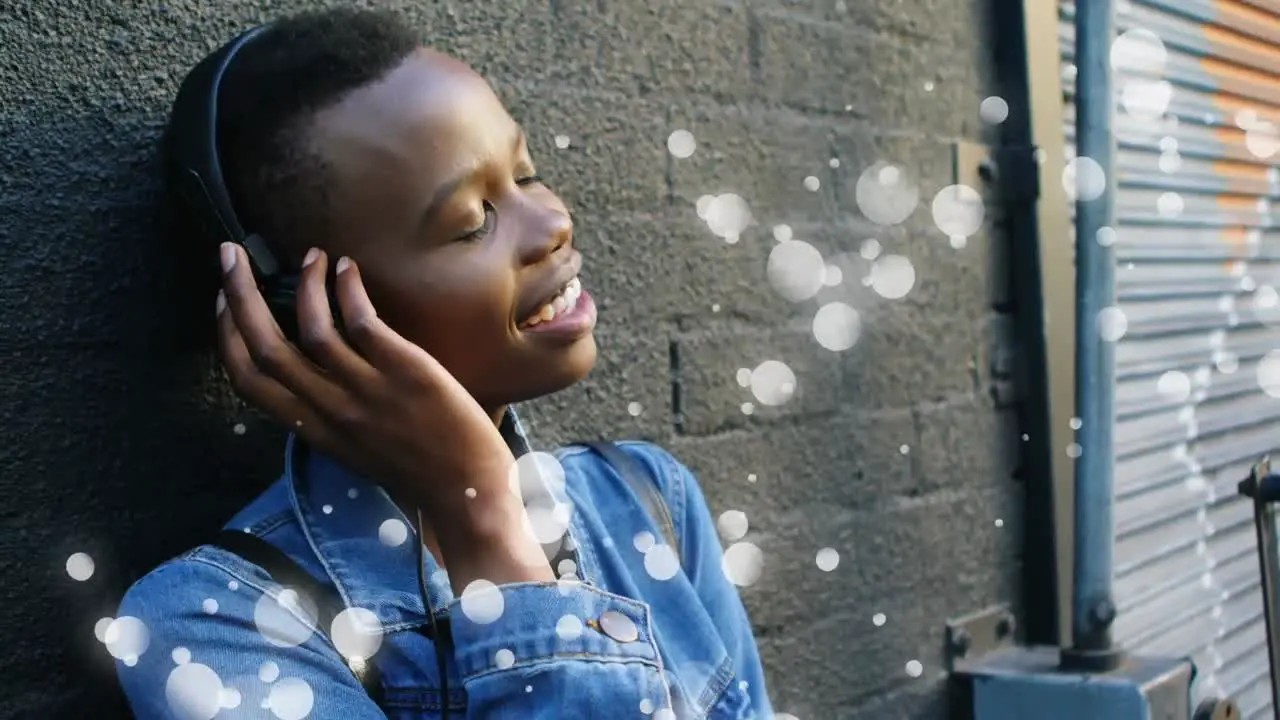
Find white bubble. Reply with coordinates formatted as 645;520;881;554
640;699;655;714
812;302;862;352
829;157;840;168
924;80;935;91
331;607;383;664
644;544;681;581
508;451;568;499
253;589;318;648
1121;79;1173;121
94;617;114;643
219;687;241;709
202;599;218;615
1246;121;1280;159
1158;152;1181;173
869;255;916;299
856;162;920;225
172;647;191;665
816;548;840;571
803;175;821;191
823;264;843;286
259;661;280;683
722;542;764;587
633;531;656;553
995;518;1005;528
750;360;797;406
464;488;477;499
772;224;793;242
1111;29;1168;75
1096;227;1116;246
1215;351;1239;374
767;240;827;302
747;473;757;483
979;96;1009;124
66;552;95;581
266;677;314;720
625;401;644;417
899;444;910;455
1156;191;1183;217
653;710;677;720
667;130;696;158
696;195;715;219
557;558;578;578
717;510;749;542
1258;350;1280;398
1067;443;1083;458
460;580;505;624
104;616;150;661
1063;156;1107;202
1097;306;1128;342
860;239;881;259
734;368;753;389
321;504;333;515
1156;371;1192;401
872;613;887;626
494;649;516;669
905;660;924;677
1069;416;1082;430
524;500;574;545
554;134;571;149
950;235;967;249
556;615;584;641
741;402;755;415
931;184;985;238
703;193;753;240
347;488;359;499
233;423;246;435
378;519;408;547
165;662;223;720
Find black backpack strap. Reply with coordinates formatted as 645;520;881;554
577;441;681;563
209;530;384;705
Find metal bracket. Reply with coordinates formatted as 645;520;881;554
944;604;1017;671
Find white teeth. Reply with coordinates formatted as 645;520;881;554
522;276;583;328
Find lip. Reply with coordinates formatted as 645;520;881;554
516;251;584;325
521;289;597;340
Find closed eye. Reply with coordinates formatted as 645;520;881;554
457;201;496;242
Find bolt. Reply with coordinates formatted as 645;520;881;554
978;160;998;184
1090;599;1116;627
996;613;1016;639
951;629;972;657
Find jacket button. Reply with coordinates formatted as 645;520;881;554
598;610;639;643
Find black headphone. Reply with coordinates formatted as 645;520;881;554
165;24;317;341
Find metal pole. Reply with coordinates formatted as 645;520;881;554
1061;0;1123;671
1239;459;1280;711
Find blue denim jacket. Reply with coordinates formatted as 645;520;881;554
115;412;774;719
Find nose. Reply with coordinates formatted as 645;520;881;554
517;204;572;266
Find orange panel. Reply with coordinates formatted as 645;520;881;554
1204;25;1280;76
1214;0;1280;46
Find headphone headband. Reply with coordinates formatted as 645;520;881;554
166;25;280;279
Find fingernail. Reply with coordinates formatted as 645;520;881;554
220;243;237;273
336;257;352;274
216;290;227;316
302;247;320;267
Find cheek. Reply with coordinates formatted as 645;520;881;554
374;264;517;351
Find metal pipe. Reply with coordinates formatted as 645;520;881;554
1065;0;1122;666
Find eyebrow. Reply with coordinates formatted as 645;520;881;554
419;128;529;229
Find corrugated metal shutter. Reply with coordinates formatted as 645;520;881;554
1058;1;1280;717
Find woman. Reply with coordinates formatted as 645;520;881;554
116;7;773;719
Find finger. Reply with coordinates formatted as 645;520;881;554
294;248;379;388
331;256;448;380
219;243;353;416
216;290;333;441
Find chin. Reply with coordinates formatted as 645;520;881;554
513;334;599;404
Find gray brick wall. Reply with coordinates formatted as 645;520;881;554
0;0;1019;717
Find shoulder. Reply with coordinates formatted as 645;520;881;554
555;440;711;539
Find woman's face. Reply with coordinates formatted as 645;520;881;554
304;48;597;413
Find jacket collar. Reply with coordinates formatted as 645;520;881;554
283;408;537;634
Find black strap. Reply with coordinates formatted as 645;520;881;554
577;441;681;563
209;530;385;705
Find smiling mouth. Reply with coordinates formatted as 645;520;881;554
519;276;583;328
